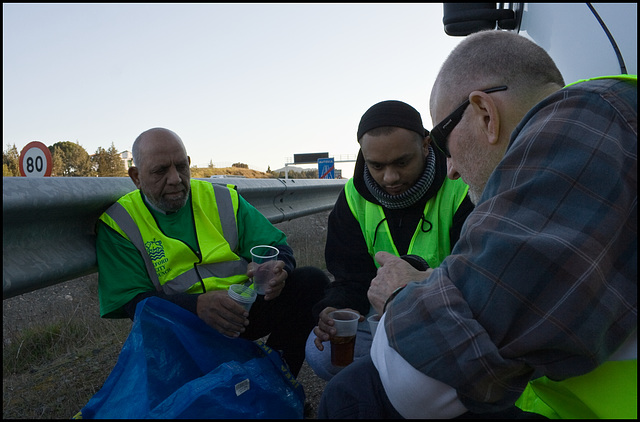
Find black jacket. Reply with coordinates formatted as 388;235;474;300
312;146;474;320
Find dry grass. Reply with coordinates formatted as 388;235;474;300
2;276;132;419
3;211;330;419
190;166;274;179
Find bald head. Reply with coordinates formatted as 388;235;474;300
430;30;565;114
132;127;187;170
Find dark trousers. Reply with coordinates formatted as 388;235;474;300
318;355;403;419
318;354;547;419
242;266;329;377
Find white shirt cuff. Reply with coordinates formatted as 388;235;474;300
370;313;468;419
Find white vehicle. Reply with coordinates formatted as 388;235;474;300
442;3;637;83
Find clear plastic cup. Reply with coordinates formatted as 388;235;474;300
328;310;359;367
228;284;258;311
250;245;279;295
368;314;381;338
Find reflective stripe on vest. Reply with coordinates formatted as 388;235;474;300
101;180;248;295
344;177;468;268
516;75;637;419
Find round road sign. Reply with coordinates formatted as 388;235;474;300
19;141;53;177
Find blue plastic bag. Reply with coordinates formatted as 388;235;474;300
75;297;305;419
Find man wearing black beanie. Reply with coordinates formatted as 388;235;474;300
305;100;474;381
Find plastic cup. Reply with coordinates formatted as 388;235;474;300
250;245;279;295
368;314;381;338
228;284;258;312
329;310;359;367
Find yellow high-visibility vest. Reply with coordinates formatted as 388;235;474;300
99;179;249;295
344;177;468;268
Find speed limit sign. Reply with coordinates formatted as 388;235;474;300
19;141;53;177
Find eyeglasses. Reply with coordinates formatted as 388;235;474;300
430;86;508;158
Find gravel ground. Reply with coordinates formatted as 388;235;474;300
3;211;331;419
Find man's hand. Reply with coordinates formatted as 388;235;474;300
246;260;288;301
196;290;249;337
368;251;433;315
312;306;364;351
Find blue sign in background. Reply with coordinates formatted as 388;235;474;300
318;158;335;179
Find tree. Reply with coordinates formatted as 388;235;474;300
49;141;93;177
3;143;20;176
93;143;126;177
232;162;248;169
302;169;318;179
51;149;65;177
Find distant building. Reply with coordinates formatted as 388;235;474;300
272;165;306;174
120;150;133;171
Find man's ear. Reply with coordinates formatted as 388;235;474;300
469;92;500;145
128;166;141;188
422;135;430;156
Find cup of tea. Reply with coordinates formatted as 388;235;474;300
328;310;360;367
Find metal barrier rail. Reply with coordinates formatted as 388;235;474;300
3;177;346;299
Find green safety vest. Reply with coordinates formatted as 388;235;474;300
515;74;638;419
99;179;249;295
344;176;469;268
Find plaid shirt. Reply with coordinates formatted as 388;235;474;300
384;78;637;413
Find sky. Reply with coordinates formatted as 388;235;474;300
3;3;463;178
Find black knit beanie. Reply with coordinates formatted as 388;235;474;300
357;100;428;141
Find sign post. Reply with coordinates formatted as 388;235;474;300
19;141;52;177
318;157;335;179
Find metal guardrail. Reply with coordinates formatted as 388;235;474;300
2;177;346;299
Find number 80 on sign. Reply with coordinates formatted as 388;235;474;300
19;141;52;177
